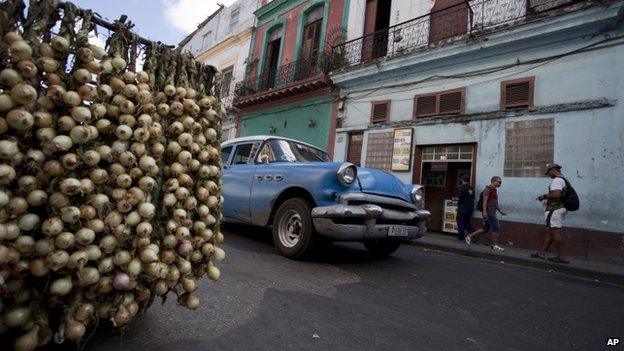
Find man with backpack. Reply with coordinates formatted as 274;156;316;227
531;163;579;263
465;176;507;251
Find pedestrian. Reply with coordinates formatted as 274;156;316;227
465;176;507;250
453;174;474;241
531;163;570;263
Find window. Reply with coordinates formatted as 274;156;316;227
221;146;233;164
504;119;553;177
229;7;240;32
422;145;473;161
256;142;277;163
371;101;390;124
501;77;535;109
365;131;393;170
221;66;234;98
232;143;258;165
414;88;465;118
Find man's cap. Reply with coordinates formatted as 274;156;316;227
545;163;562;174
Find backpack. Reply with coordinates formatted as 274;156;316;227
561;177;580;211
475;188;486;212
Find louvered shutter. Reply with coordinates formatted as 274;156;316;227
502;78;534;109
415;95;437;117
439;90;463;115
371;101;389;123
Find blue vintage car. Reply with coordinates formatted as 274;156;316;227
220;136;431;258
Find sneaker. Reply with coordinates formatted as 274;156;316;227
530;252;546;259
465;236;472;245
491;245;505;251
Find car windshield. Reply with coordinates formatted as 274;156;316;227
269;139;330;163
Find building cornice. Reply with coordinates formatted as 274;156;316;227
255;0;289;19
195;27;254;63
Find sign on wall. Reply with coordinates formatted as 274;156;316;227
443;199;459;234
391;128;413;171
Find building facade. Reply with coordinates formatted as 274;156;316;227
330;0;624;263
232;0;350;152
178;0;261;140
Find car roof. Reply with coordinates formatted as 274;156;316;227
220;135;325;152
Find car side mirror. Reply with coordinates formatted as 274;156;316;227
259;155;270;164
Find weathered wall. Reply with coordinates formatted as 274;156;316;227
239;94;335;148
332;10;624;234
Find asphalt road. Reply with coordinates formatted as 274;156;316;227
85;225;624;351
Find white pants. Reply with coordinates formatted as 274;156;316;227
545;208;567;228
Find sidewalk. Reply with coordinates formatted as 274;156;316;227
407;232;624;286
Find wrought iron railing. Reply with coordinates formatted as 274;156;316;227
234;52;342;99
331;0;592;70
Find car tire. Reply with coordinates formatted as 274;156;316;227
272;198;317;259
363;239;402;256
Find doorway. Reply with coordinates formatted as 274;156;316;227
264;36;281;89
429;0;470;43
347;132;363;166
414;144;475;232
362;0;392;61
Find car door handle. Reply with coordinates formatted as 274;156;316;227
255;175;263;181
274;175;283;181
264;175;273;181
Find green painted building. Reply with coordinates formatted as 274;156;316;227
232;0;349;155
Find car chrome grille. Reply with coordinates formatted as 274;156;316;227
339;193;417;212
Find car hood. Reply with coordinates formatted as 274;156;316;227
356;167;412;202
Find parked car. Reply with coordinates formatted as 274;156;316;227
220;136;431;258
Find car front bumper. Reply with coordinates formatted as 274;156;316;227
311;200;431;241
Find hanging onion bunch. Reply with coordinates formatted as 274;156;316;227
0;0;223;348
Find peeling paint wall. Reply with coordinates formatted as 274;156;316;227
332;12;624;233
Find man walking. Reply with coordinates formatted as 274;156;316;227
465;176;506;251
531;163;570;263
454;174;474;241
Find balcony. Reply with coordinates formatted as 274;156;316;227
331;0;599;71
232;53;336;108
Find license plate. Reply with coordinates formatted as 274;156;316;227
388;226;408;237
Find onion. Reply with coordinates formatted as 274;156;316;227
7;108;34;131
138;203;155;219
90;168;109;184
80;179;95;195
49;192;70;209
65;320;86;341
163;235;178;249
0;140;19;159
36;127;56;141
42;217;64;236
113;250;132;266
60;178;81;196
72;68;91;85
18;214;39;231
61;153;79;170
47;250;69;271
8;197;28;216
207;263;221;281
85;245;102;261
213;247;226;261
51;135;73;152
182;277;197;292
75;303;95;322
0;68;22;86
185;295;200;310
154;280;168;296
10;83;37;105
113;272;133;291
67;250;88;269
77;267;100;286
5;222;20;240
71;106;91;123
75;228;95;245
177;240;192;256
5;306;31;327
87;219;105;233
51;36;70;53
55;232;74;250
14;325;39;351
139;248;158;263
30;257;50;277
0;164;16;184
137;222;153;237
35;238;55;255
70;125;92;143
127;258;142;276
0;94;16;112
98;257;114;273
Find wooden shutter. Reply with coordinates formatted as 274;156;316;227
414;95;437;118
414;88;465;118
501;77;535;109
371;101;390;123
429;0;469;43
439;89;463;114
347;132;364;166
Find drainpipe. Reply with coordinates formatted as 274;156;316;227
465;0;474;34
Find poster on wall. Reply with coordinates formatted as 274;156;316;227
391;128;413;171
443;199;458;234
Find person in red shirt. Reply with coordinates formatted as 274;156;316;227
465;176;507;250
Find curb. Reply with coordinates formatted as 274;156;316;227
406;239;624;286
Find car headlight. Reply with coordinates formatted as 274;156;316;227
411;185;424;204
337;162;357;187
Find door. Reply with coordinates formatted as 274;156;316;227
429;0;469;43
298;19;322;79
264;38;281;89
347;132;363;166
361;0;392;61
221;142;259;222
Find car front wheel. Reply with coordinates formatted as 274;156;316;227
272;198;317;259
363;239;402;256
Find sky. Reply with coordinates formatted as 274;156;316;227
70;0;237;46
